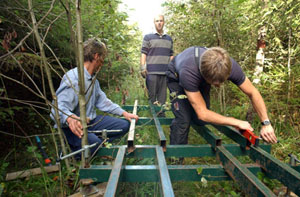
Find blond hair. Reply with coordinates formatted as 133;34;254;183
200;47;232;84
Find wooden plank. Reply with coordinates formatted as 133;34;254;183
6;164;60;181
127;100;138;153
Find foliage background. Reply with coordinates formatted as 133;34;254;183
0;0;299;196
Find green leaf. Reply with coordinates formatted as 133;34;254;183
257;172;264;181
104;142;112;149
200;177;207;187
27;146;37;153
177;95;187;99
170;92;177;98
196;167;203;175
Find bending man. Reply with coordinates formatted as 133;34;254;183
166;46;277;145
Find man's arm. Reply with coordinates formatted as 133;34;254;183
95;82;139;121
238;77;277;143
140;53;147;78
185;90;253;131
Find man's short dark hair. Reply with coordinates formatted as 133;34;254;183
83;38;107;62
200;47;232;84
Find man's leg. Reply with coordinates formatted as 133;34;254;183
168;82;192;145
62;115;129;159
157;75;167;105
63;128;102;159
146;74;158;103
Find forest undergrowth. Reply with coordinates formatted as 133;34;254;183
0;71;299;197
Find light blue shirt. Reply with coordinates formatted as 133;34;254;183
50;67;124;128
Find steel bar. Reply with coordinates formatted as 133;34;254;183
80;164;272;183
192;125;222;150
127;100;138;153
149;102;167;151
94;144;271;158
134;117;173;125
88;129;122;133
60;142;98;161
156;146;175;196
122;105;163;112
249;146;300;195
213;125;248;148
216;146;275;197
104;146;126;197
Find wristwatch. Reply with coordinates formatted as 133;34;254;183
261;120;271;126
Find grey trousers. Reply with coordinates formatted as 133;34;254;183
146;74;167;104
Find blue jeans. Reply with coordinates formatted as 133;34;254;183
63;115;129;157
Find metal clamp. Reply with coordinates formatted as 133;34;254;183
58;142;99;161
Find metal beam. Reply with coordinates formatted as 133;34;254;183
80;164;270;183
216;146;276;197
156;146;175;197
249;146;300;196
134;117;173;125
192;125;222;150
213;125;248;148
127;100;138;153
122;105;163;112
149;102;167;151
94;144;271;158
104;146;126;197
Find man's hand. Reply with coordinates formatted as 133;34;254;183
260;124;277;144
122;111;139;122
140;69;147;78
235;120;254;132
67;114;83;138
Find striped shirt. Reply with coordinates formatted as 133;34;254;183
141;33;173;75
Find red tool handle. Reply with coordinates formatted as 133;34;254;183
241;129;259;147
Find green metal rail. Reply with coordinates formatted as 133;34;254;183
80;102;300;196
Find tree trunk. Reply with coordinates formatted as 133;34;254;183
213;0;226;113
60;0;78;66
287;27;291;101
75;0;89;167
246;0;268;122
28;0;70;170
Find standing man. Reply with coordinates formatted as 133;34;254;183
51;39;138;157
166;46;277;145
140;14;174;112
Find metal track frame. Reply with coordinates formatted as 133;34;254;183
80;102;300;196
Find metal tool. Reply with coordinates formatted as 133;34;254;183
35;136;52;166
88;129;122;140
240;129;260;147
58;142;99;162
